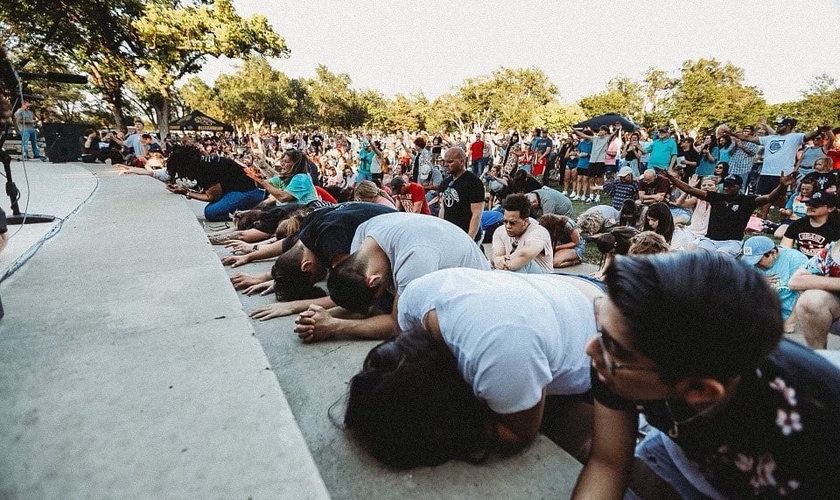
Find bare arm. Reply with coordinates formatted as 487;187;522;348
664;169;706;200
494;390;547;451
789;268;840;291
571;402;638;500
495;239;545;271
467;201;483;240
294;293;401;342
251;295;336;321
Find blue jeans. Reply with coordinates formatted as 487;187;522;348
204;188;265;221
356;169;373;183
470;157;489;175
20;129;41;159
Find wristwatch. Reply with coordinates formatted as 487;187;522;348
185;191;191;199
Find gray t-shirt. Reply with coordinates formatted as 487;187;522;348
532;187;573;216
590;134;611;163
398;268;594;413
350;212;490;295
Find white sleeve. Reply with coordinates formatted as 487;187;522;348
470;326;553;414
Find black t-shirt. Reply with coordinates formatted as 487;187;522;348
678;148;701;177
431;136;443;155
193;156;257;194
592;339;840;499
705;191;759;241
802;171;838;192
438;171;486;235
783;217;840;257
298;202;395;267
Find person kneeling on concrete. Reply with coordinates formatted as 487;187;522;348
571;252;840;499
294;212;490;343
164;145;266;222
345;268;601;468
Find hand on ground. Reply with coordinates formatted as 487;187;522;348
221;254;249;267
231;272;265;290
294;305;337;343
249;301;298;321
243;280;273;296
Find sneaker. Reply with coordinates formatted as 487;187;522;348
570;192;578;200
594;195;601;203
585;195;593;203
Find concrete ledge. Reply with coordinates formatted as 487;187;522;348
0;163;329;499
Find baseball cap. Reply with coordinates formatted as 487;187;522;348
618;166;633;177
740;236;777;266
722;174;743;186
776;117;798;127
805;191;839;207
148;143;162;152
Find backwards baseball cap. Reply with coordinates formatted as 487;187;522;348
722;174;743;186
776;117;798;127
618;166;633;178
805;190;839;207
740;236;777;266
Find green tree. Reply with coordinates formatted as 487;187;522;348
131;0;288;136
0;0;145;129
305;65;368;130
454;67;560;132
774;74;840;131
578;76;645;124
670;58;768;133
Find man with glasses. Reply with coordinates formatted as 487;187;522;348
572;252;840;499
491;193;553;273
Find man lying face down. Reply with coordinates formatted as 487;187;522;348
345;268;603;467
293;211;490;342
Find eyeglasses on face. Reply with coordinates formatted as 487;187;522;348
593;297;659;377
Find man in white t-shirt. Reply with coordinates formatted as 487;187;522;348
362;268;599;458
730;117;825;218
492;193;554;273
294;212;490;342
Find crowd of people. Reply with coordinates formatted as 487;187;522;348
106;114;840;499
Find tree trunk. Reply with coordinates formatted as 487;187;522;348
153;98;171;139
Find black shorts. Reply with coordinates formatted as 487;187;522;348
756;175;780;196
588;162;606;178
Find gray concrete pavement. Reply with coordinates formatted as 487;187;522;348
0;161;329;499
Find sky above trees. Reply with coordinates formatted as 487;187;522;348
203;0;840;105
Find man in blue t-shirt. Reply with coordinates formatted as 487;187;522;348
740;235;807;331
645;128;677;172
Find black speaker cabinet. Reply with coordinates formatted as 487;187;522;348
42;122;94;163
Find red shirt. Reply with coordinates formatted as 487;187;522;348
399;182;431;215
828;149;840;171
470;140;485;161
315;185;337;203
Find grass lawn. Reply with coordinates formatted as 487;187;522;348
543;180;786;266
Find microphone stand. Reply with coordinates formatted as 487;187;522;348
0;125;55;224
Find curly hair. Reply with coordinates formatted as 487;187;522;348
577;210;605;235
628;231;670;255
166;144;204;181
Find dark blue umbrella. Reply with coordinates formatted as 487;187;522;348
574;113;639;132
